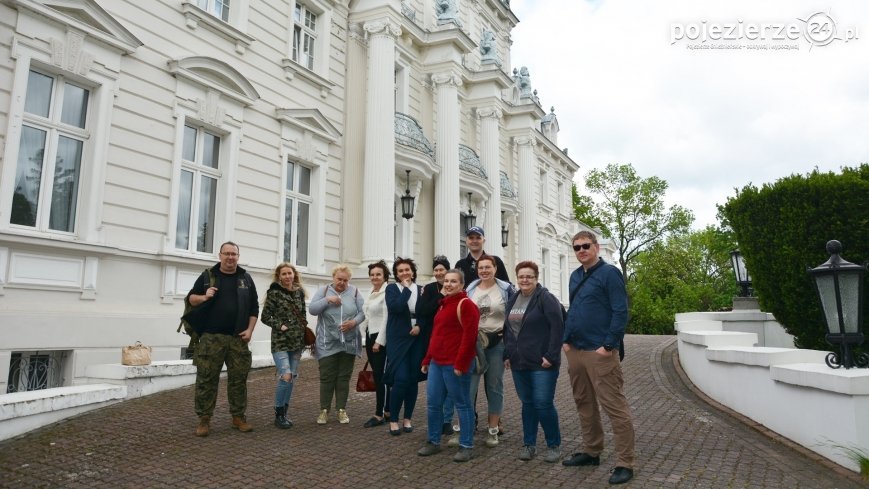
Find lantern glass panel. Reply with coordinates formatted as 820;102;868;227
839;272;861;334
814;274;840;334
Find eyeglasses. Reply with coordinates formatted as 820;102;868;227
573;243;593;251
220;252;239;257
517;275;536;280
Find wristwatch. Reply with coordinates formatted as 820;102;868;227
603;344;614;352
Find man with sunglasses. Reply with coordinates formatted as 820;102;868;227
561;231;635;485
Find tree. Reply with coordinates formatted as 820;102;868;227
574;163;694;280
628;226;737;334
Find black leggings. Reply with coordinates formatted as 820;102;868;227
366;333;390;417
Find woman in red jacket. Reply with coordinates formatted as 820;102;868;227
417;269;479;463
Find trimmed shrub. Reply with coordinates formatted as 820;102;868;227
722;165;869;350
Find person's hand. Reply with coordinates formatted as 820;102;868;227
340;319;356;332
238;329;253;343
280;324;288;332
327;295;342;305
595;346;612;356
562;343;571;353
504;359;511;370
401;279;413;288
541;357;552;368
453;368;462;376
204;286;217;299
373;343;381;352
421;364;428;374
410;325;420;336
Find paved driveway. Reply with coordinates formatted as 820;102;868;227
0;335;863;488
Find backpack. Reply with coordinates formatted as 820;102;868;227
177;268;216;357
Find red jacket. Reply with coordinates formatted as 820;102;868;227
422;291;480;374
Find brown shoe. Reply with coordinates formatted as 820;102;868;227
195;416;211;437
231;415;253;432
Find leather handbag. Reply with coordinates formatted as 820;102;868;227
121;341;152;366
355;361;376;392
303;326;316;347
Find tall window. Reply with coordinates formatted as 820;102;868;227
284;160;312;266
539;169;549;207
293;4;317;70
541;248;550;286
176;124;220;253
197;0;230;21
11;70;89;233
557;180;565;214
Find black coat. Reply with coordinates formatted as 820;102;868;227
503;284;564;370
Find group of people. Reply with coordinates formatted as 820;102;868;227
186;228;636;485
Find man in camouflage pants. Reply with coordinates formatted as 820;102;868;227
187;242;259;436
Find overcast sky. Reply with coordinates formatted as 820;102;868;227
508;0;869;228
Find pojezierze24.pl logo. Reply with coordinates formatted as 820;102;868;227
670;11;859;50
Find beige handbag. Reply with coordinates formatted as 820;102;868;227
121;341;152;366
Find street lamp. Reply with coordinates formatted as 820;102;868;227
463;192;476;231
500;211;509;248
400;170;415;219
730;250;752;297
808;240;868;369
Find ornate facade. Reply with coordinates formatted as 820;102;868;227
0;0;588;390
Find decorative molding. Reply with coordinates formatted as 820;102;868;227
431;72;463;88
196;91;225;127
168;56;259;106
280;58;335;98
476;107;503;120
363;19;401;40
181;1;254;54
513;135;536;147
49;31;94;76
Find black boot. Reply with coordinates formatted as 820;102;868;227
284;403;294;427
274;406;291;429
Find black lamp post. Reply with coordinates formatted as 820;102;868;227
500;211;509;248
808;240;868;369
463;192;476;231
730;250;752;297
400;170;415;219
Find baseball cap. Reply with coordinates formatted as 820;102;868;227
465;226;485;237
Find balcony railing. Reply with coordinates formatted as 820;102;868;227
395;112;434;158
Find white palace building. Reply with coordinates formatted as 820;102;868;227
0;0;606;393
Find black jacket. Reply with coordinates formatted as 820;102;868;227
503;284;564;370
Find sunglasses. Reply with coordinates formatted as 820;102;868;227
573;243;593;251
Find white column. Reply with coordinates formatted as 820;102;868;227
361;19;401;263
478;107;502;242
432;72;463;261
515;136;537;261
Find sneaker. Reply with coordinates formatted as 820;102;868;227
453;447;474;463
518;445;537;461
485;427;499;448
544;446;562;463
447;432;460;447
337;409;350;424
317;409;328;425
417;442;442;457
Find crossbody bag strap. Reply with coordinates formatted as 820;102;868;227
569;266;596;305
456;297;468;327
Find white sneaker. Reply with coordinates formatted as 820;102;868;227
447;431;461;447
485;427;499;448
337;409;350;424
317;409;328;425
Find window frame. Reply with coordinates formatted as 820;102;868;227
174;123;225;254
282;0;334;94
10;69;92;234
282;158;314;267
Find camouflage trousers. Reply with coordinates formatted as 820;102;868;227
194;333;252;417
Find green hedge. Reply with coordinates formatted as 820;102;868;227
722;165;869;350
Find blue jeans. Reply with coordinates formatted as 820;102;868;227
426;362;474;448
469;340;505;417
273;350;302;408
511;368;561;448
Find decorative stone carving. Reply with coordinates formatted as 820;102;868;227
401;1;416;21
476;107;503;120
480;30;501;66
50;31;94;76
513;66;533;98
363;19;401;40
436;0;462;27
196;91;225;127
431;72;463;88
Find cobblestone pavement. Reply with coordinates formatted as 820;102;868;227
0;335;864;488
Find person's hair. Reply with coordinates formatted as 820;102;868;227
219;241;240;254
572;231;598;244
272;262;306;299
368;260;391;282
515;260;539;278
392;256;418;282
445;268;465;284
331;264;352;278
476;254;497;269
432;255;451;271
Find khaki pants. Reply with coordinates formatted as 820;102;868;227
194;333;252;417
565;348;635;468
